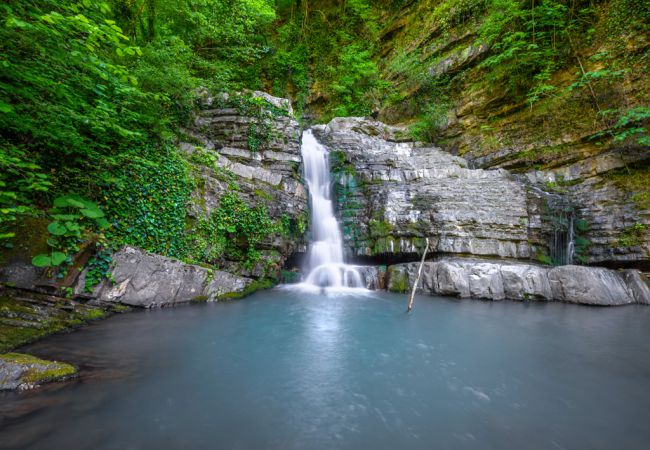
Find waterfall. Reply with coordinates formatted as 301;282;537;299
524;183;577;266
545;192;576;265
290;130;365;293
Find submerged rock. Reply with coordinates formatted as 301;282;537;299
0;353;76;390
379;258;649;306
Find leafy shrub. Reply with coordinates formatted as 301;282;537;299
0;144;51;240
32;195;109;268
618;223;648;247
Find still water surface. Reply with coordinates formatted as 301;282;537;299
1;290;650;450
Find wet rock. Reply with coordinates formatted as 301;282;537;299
357;266;387;290
0;262;45;290
382;258;644;305
622;270;650;305
205;271;253;301
313;118;540;262
0;353;76;391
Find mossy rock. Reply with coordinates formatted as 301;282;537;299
388;268;410;293
0;292;108;352
0;217;50;266
216;278;276;300
0;352;77;390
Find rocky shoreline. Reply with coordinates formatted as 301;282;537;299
360;257;650;306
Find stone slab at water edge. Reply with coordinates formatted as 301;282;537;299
0;353;77;391
1;246;254;308
79;247;254;307
381;258;650;306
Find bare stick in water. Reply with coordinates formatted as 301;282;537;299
407;238;430;312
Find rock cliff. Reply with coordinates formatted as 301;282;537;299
180;90;308;278
313;117;649;271
373;1;649;269
0;92;307;306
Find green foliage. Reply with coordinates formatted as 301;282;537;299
228;94;290;152
477;0;591;101
618;223;648;247
213;193;280;266
84;248;115;293
1;1;160;172
267;0;387;118
187;192;282;268
101;145;191;258
598;107;650;146
328;44;389;118
410;101;452;142
32;195;108;269
0;144;51;240
112;0;276;92
369;219;393;238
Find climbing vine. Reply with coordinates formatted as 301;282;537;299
186;192;282;269
101;144;192;259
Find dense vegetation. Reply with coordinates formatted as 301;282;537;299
1;0;648;280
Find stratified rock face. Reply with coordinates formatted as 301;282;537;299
382;258;650;306
522;158;649;270
312;117;543;263
181;90;308;278
82;247;252;308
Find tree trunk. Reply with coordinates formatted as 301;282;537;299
407;238;430;312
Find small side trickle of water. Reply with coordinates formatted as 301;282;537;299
290;130;366;293
542;190;576;265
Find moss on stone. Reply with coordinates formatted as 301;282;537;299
1;352;77;386
0;293;110;352
604;165;650;210
0;217;50;266
389;270;410;293
217;278;276;300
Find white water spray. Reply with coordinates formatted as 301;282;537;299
291;130;365;293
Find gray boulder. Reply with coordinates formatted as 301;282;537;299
382;258;646;306
0;353;77;391
547;265;636;306
91;247;253;308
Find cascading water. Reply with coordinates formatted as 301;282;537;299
292;130;365;293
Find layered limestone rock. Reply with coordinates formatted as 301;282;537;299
180;90;308;278
522;160;649;270
382;258;650;306
312;117;544;262
373;1;649;270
